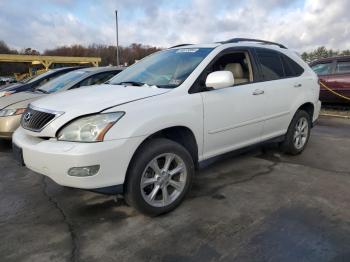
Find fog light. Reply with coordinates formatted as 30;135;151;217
68;165;100;177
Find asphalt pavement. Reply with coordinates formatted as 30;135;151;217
1;116;349;262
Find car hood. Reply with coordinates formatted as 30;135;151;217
0;91;43;110
32;84;171;115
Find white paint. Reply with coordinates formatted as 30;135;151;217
13;42;321;190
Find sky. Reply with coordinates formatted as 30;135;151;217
0;0;349;52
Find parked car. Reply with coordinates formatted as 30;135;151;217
0;67;121;139
13;38;321;216
0;67;84;97
310;56;350;103
0;76;16;86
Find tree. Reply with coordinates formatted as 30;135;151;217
0;40;27;76
2;39;349;75
22;48;40;55
301;46;349;63
0;40;162;75
43;43;161;66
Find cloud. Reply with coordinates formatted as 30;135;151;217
0;0;349;52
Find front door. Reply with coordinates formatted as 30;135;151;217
201;51;266;159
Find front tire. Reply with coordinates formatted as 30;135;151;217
281;110;311;155
125;138;194;216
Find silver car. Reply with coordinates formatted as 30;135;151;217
0;67;121;139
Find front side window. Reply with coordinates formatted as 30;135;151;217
335;61;350;74
211;52;253;85
108;48;213;88
256;49;284;81
311;63;333;75
36;70;88;93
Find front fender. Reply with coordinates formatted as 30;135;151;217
103;93;204;157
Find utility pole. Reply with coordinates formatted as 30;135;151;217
115;10;120;66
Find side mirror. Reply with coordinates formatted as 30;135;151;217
205;71;234;90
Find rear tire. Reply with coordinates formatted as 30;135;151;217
281;110;311;155
125;138;194;216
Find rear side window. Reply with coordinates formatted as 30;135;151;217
311;63;333;75
336;61;350;74
281;54;304;77
256;49;284;80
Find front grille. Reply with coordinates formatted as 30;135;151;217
21;107;56;132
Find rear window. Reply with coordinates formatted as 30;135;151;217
336;61;350;74
256;49;284;81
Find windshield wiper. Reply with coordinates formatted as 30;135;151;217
35;89;49;94
113;81;146;86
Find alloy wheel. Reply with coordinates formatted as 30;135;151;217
140;153;187;208
293;117;309;150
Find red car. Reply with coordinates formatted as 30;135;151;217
310;56;350;104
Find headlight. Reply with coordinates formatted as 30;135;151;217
0;108;26;117
57;112;125;142
0;91;14;97
4;91;14;97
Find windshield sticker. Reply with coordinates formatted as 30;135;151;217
169;79;182;85
176;48;199;53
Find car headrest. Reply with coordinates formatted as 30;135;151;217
224;63;244;78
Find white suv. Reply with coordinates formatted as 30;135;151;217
13;38;321;216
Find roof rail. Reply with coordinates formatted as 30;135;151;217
220;38;287;49
169;44;193;48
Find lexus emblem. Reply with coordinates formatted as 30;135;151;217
24;112;32;122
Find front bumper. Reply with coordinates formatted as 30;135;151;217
0;115;21;139
13;127;145;190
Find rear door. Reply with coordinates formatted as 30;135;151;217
254;48;306;141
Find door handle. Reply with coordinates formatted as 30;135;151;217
294;83;302;88
252;89;264;95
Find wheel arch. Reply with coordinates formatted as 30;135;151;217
297;102;314;120
289;99;315;124
124;125;199;189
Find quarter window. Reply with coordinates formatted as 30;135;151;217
335;61;350;74
256;50;284;80
281;54;304;77
311;63;333;75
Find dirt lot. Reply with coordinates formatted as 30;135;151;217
1;116;350;262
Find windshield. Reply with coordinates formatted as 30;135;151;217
311;63;332;75
108;48;213;88
37;70;88;93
